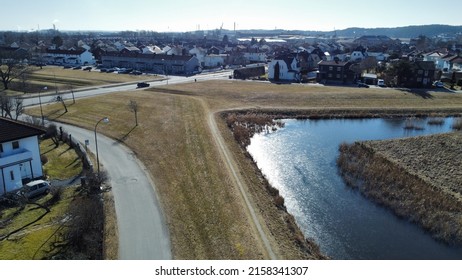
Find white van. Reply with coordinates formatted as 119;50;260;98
20;180;51;198
377;79;385;87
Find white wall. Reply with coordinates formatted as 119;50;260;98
0;136;43;194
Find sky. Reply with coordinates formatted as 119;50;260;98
2;0;462;32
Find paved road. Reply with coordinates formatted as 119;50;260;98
22;71;233;107
21;70;231;259
58;123;172;260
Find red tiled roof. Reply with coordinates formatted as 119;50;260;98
0;117;46;143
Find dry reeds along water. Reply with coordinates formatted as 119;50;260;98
452;117;462;130
247;117;462;260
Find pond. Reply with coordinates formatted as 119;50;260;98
247;117;462;259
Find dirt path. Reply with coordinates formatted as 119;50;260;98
203;101;277;260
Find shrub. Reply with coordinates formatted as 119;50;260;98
40;154;48;165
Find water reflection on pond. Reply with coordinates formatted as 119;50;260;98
247;117;462;259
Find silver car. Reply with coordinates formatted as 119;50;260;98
20;180;51;198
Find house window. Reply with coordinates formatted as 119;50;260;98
0;143;3;153
12;141;19;150
337;67;341;72
10;171;15;181
336;74;341;79
328;73;333;78
329;66;333;71
424;71;429;76
418;70;423;74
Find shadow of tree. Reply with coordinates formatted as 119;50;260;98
114;126;137;145
396;88;434;99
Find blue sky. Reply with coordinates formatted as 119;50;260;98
2;0;462;32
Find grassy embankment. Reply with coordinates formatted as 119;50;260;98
337;132;462;244
0;139;82;259
26;80;462;259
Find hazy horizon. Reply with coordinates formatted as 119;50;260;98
2;0;462;33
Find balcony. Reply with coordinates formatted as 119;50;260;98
0;149;33;168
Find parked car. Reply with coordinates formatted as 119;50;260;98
433;81;444;88
18;180;51;198
83;66;92;71
137;82;150;88
357;82;370;88
72;66;82;70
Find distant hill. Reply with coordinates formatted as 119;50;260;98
322;25;462;38
234;25;462;39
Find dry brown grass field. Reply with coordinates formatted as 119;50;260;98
26;80;462;259
6;66;160;94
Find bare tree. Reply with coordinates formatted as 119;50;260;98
68;84;75;104
128;100;139;126
14;97;24;120
0;51;29;90
56;95;68;113
0;94;25;120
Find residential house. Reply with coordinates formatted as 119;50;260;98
141;45;163;55
121;46;141;54
367;52;390;62
37;49;95;66
397;61;436;88
350;48;367;62
297;51;321;72
0;46;30;63
243;51;267;63
101;52;200;74
268;53;301;81
0;118;46;196
442;55;462;72
189;46;207;67
204;54;229;68
423;50;447;71
317;59;354;83
353;35;397;48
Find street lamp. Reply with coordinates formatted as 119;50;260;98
38;86;47;125
94;117;109;175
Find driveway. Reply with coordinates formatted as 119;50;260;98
57;123;171;260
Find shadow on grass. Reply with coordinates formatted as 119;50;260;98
113;125;137;145
65;157;81;168
58;146;73;156
396;88;435;99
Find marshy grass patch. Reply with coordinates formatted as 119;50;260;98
452;117;462;130
427;117;445;125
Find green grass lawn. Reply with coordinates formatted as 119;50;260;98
0;187;76;259
0;140;83;259
41;138;82;180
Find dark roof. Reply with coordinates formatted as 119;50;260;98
318;60;351;66
0;117;46;143
413;61;436;71
46;49;87;55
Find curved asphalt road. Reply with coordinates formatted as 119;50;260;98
58;123;171;260
21;71;231;259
